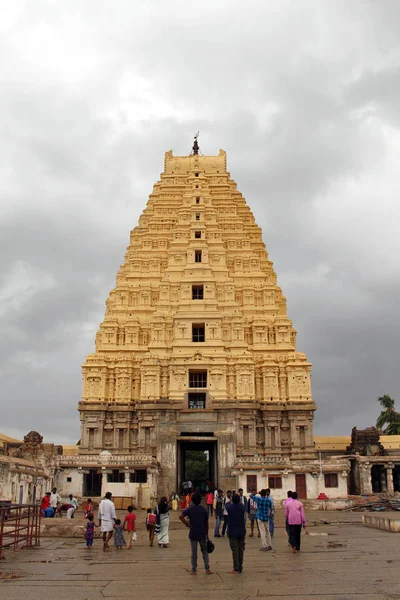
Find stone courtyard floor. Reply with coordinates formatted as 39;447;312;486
1;510;400;600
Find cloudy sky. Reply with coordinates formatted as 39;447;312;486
1;1;399;444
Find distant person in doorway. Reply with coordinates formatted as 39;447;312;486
171;492;179;511
283;491;293;544
206;490;214;516
182;480;188;495
226;493;246;574
214;490;224;537
266;489;274;537
156;496;170;548
222;490;232;537
285;491;306;553
187;480;193;494
249;489;272;551
98;491;116;551
179;491;213;575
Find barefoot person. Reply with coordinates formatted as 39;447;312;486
226;493;246;574
98;491;116;551
285;491;306;553
179;491;213;575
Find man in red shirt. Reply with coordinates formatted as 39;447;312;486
40;492;51;516
123;505;137;549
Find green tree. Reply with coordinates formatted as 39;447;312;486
376;394;400;434
185;450;209;485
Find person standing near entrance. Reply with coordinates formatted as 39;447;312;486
214;489;224;537
156;496;170;548
238;488;247;522
247;489;259;537
266;489;274;538
249;489;272;551
206;490;214;516
222;490;232;537
283;490;293;544
187;480;193;494
179;491;213;575
98;491;116;551
226;493;246;574
285;491;306;553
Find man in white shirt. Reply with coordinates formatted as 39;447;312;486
98;491;116;551
68;494;78;510
50;488;61;515
187;480;193;493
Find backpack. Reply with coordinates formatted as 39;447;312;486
147;513;156;525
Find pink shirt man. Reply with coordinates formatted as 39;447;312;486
285;499;306;526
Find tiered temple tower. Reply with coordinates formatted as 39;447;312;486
78;142;317;496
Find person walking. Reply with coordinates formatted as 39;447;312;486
214;489;224;537
222;490;232;537
171;493;179;511
285;491;306;553
249;489;272;551
283;490;293;544
179;491;213;575
156;496;170;548
98;491;116;551
247;488;260;537
123;505;137;549
40;492;51;516
226;493;246;574
266;489;274;538
146;509;156;546
84;514;97;549
206;490;214;516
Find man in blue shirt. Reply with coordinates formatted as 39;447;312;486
249;489;272;551
180;492;213;575
226;493;246;574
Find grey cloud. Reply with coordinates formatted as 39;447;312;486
1;1;399;443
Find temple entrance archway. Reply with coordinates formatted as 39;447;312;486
83;469;102;497
177;435;217;495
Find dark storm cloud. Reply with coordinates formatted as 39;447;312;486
1;0;399;442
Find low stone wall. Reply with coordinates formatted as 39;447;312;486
300;499;354;511
362;514;400;533
41;519;96;538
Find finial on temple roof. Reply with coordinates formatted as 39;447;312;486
192;132;200;155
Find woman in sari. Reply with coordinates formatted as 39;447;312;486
156;496;170;548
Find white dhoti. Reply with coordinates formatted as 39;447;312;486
100;519;114;533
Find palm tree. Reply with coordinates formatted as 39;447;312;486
376;395;400;433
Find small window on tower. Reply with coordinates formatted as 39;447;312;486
195;213;200;221
195;250;202;263
192;285;204;300
194;231;201;239
189;370;207;387
195;173;199;177
192;324;205;342
196;197;200;204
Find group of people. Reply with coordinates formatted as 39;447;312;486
40;487;306;570
40;488;79;518
179;487;306;574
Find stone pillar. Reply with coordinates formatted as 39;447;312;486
386;464;394;495
360;462;372;495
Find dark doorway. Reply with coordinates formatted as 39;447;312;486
371;464;387;493
394;466;400;492
177;439;217;495
295;474;307;498
83;469;102;497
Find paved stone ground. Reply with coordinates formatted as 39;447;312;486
1;510;400;600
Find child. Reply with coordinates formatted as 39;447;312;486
84;498;94;519
146;508;156;547
84;514;96;549
114;519;126;550
123;505;137;549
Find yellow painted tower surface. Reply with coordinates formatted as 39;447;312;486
79;144;316;491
